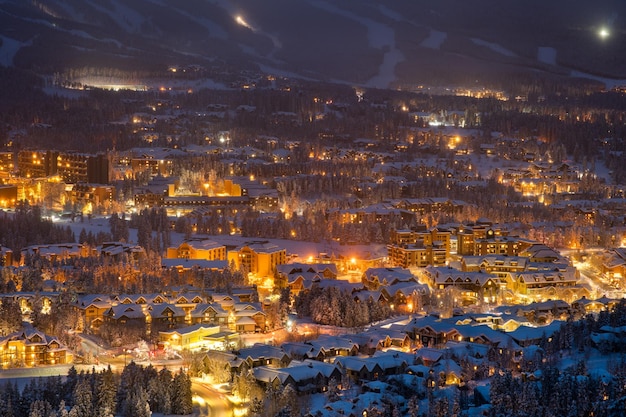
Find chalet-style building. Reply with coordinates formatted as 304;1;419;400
20;243;87;264
159;323;221;350
74;294;113;331
252;360;341;394
275;262;338;293
236;343;291;369
166;239;226;261
423;266;501;304
0;327;73;368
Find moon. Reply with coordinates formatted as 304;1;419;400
598;26;610;40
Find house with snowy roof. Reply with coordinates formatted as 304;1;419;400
103;304;145;325
189;303;229;326
146;303;187;328
414;347;444;366
598;248;626;282
403;316;462;347
308;335;360;359
423;266;501;304
161;258;228;273
202;350;245;374
362;267;416;289
0;326;73;368
114;293;169;305
515;299;571;323
518;244;562;263
380;281;430;313
281;342;325;362
158;323;221;350
97;242;145;262
432;358;463;385
232;302;266;332
252;360;337;393
20;243;87;264
511;266;579;299
275;262;338;294
508;321;562;347
236;343;291;369
74;294;113;331
335;352;408;382
166;239;226;261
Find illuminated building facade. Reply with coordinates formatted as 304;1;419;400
0;185;17;208
0;329;73;368
57;152;109;184
228;241;286;277
18;150;58;178
0;151;15;179
166;239;227;261
387;228;450;267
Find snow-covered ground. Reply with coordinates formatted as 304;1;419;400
537;46;557;66
0;35;27;66
472;38;517;57
420;30;447;50
55;214;387;262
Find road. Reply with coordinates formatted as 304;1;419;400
192;379;234;417
561;248;624;299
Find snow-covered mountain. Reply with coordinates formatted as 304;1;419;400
1;0;625;89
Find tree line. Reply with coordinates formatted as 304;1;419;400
0;363;192;417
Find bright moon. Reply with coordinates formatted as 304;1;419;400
598;27;610;39
235;15;252;30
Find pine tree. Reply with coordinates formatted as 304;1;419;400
63;367;78;405
95;366;116;417
122;387;150;417
29;399;53;417
171;370;193;415
70;379;93;417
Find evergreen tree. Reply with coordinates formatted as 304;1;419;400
29;399;53;417
171;370;193;415
122;387;150;417
70;379;93;417
95;366;116;417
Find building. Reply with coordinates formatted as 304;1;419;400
0;327;73;368
456;221;510;256
74;294;112;332
20;243;87;264
473;232;525;256
387;227;450;267
57;152;109;184
0;185;17;208
0;246;13;266
166;239;226;261
70;183;115;207
159;323;221;351
423;266;502;304
228;241;286;277
18;150;59;178
0;151;15;179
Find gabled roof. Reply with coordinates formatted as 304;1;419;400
363;267;415;284
189;303;228;318
237;343;288;361
160;323;219;337
76;294;112;308
106;304;145;320
147;303;186;318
